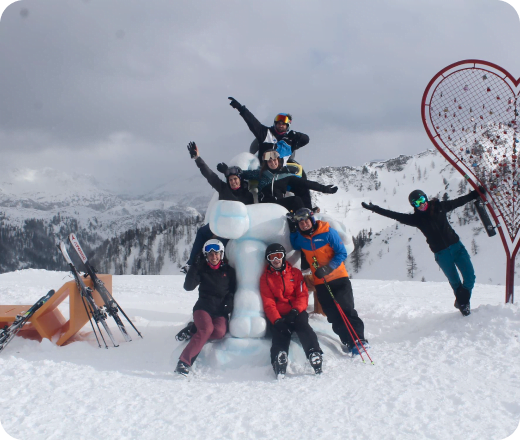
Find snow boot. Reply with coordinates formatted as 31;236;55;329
350;339;370;356
174;360;190;377
175;321;197;342
454;300;471;316
272;351;288;379
308;350;323;375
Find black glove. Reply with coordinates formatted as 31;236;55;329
222;295;234;315
175;322;197;342
187;141;198;159
228;97;243;111
286;212;298;233
314;265;333;279
323;185;338;194
217;162;228;174
478;185;486;195
285;309;299;324
361;202;376;211
274;318;292;337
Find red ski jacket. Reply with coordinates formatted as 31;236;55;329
259;262;309;324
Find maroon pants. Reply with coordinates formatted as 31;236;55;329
179;310;227;366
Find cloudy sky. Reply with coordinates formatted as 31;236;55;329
0;0;519;195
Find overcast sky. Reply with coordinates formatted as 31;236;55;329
0;0;519;195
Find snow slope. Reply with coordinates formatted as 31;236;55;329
0;270;519;440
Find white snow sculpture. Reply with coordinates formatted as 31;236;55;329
205;153;354;339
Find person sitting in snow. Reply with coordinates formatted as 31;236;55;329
218;149;337;213
180;142;254;274
227;97;309;167
361;187;484;316
260;243;323;378
289;208;369;356
174;239;236;377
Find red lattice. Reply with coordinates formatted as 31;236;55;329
422;60;519;303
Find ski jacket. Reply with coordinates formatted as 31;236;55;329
184;258;236;317
195;156;254;205
290;220;349;285
368;190;479;253
239;106;309;161
259;261;309;324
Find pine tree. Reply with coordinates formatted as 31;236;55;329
406;245;417;279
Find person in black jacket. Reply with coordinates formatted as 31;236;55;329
181;142;254;274
361;187;484;316
175;239;236;377
228;97;309;166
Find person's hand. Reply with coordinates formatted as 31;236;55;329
323;185;338;194
285;309;299;324
222;297;234;315
478;185;486;195
228;97;243;111
217;162;228;174
187;141;198;159
314;265;333;279
361;202;376;211
274;319;292;337
286;212;298;233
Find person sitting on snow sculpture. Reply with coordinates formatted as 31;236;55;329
260;243;323;378
289;208;369;356
174;239;236;377
361;187;484;316
218;149;337;213
180;142;254;274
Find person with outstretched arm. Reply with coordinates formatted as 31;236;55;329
260;243;323;378
180;142;254;274
174;239;235;377
289;208;369;356
361;187;484;316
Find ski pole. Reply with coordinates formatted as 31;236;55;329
312;257;374;365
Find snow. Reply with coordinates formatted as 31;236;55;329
1;269;519;440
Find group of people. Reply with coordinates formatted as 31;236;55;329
173;97;483;378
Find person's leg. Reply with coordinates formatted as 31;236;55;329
434;247;462;292
282;176;313;209
179;309;214;366
187;224;213;265
453;242;476;293
291;311;321;356
270;323;292;364
209;315;228;340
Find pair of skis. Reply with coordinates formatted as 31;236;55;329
58;233;142;348
0;289;56;353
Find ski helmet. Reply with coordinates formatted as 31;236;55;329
274;113;292;131
203;239;225;259
408;189;428;209
265;243;286;270
224;165;243;188
293;208;316;234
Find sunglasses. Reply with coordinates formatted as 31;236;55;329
274;114;291;124
267;252;284;262
263;151;280;161
412;195;427;208
204;243;222;253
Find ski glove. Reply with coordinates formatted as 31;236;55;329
228;97;243;111
314;265;333;279
187;141;198;159
286;212;298;233
323;185;338;194
274;318;292;337
217;162;228;174
285;309;299;324
361;202;377;211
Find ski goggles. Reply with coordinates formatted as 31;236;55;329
225;166;242;177
204;243;222;253
274;114;291;124
263;150;280;161
267;252;285;261
293;210;312;222
411;195;427;208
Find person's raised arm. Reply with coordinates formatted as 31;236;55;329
188;141;223;192
361;202;417;227
228;97;269;143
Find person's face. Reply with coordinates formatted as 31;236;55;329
228;175;241;190
275;121;288;133
417;201;429;212
267;157;279;169
207;250;221;265
270;258;283;269
298;218;313;231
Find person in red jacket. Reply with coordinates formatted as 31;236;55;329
260;243;323;378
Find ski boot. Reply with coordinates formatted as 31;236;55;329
308;350;323;375
174;360;190;377
175;321;197;342
272;351;288;379
350;339;370;356
454;300;471;316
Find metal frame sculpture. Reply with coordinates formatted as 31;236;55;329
422;59;519;303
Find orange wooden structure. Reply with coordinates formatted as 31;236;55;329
0;274;112;346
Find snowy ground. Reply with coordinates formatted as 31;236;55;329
0;269;519;440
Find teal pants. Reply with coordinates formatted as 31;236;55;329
434;241;475;296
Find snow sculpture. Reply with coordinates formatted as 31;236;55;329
205;153;354;339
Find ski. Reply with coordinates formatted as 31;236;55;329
68;233;142;340
57;241;118;348
0;289;56;353
474;198;496;237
